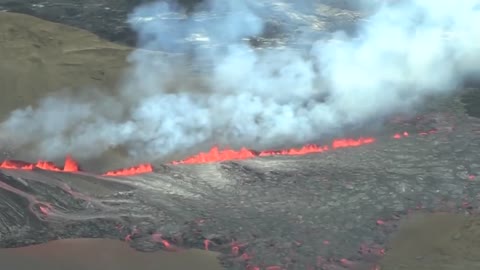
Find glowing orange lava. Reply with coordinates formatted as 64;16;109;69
0;156;79;173
63;155;79;172
171;146;256;164
0;160;34;170
103;163;154;176
0;131;429;177
35;160;61;171
173;136;376;164
331;137;376;148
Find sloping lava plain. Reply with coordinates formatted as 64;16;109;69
1;95;480;270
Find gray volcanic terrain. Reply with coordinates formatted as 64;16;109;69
2;95;480;269
1;1;480;270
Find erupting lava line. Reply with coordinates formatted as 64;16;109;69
0;160;34;170
103;163;154;176
171;146;256;165
0;131;433;177
35;160;61;171
332;137;376;148
0;156;79;172
63;155;79;172
172;137;376;164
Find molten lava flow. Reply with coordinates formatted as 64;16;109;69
173;136;376;164
35;160;61;171
63;155;79;172
0;130;434;176
0;160;34;170
0;156;80;173
331;137;376;148
103;163;154;176
171;146;256;164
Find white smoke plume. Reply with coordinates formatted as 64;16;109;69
1;0;480;162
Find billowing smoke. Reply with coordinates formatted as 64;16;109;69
1;0;480;162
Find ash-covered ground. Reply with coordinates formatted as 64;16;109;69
2;94;480;269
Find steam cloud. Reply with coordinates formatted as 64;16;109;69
2;0;480;162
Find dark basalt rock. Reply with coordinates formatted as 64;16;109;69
1;96;480;269
1;1;480;269
461;89;480;118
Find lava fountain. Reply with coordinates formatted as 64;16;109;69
0;133;422;177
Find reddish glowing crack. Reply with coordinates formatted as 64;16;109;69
171;146;256;164
102;163;154;176
172;136;376;164
0;156;79;172
63;155;79;172
0;131;430;177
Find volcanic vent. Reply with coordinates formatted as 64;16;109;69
1;0;480;269
1;107;476;270
0;134;420;176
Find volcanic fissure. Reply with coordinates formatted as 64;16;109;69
0;130;434;176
